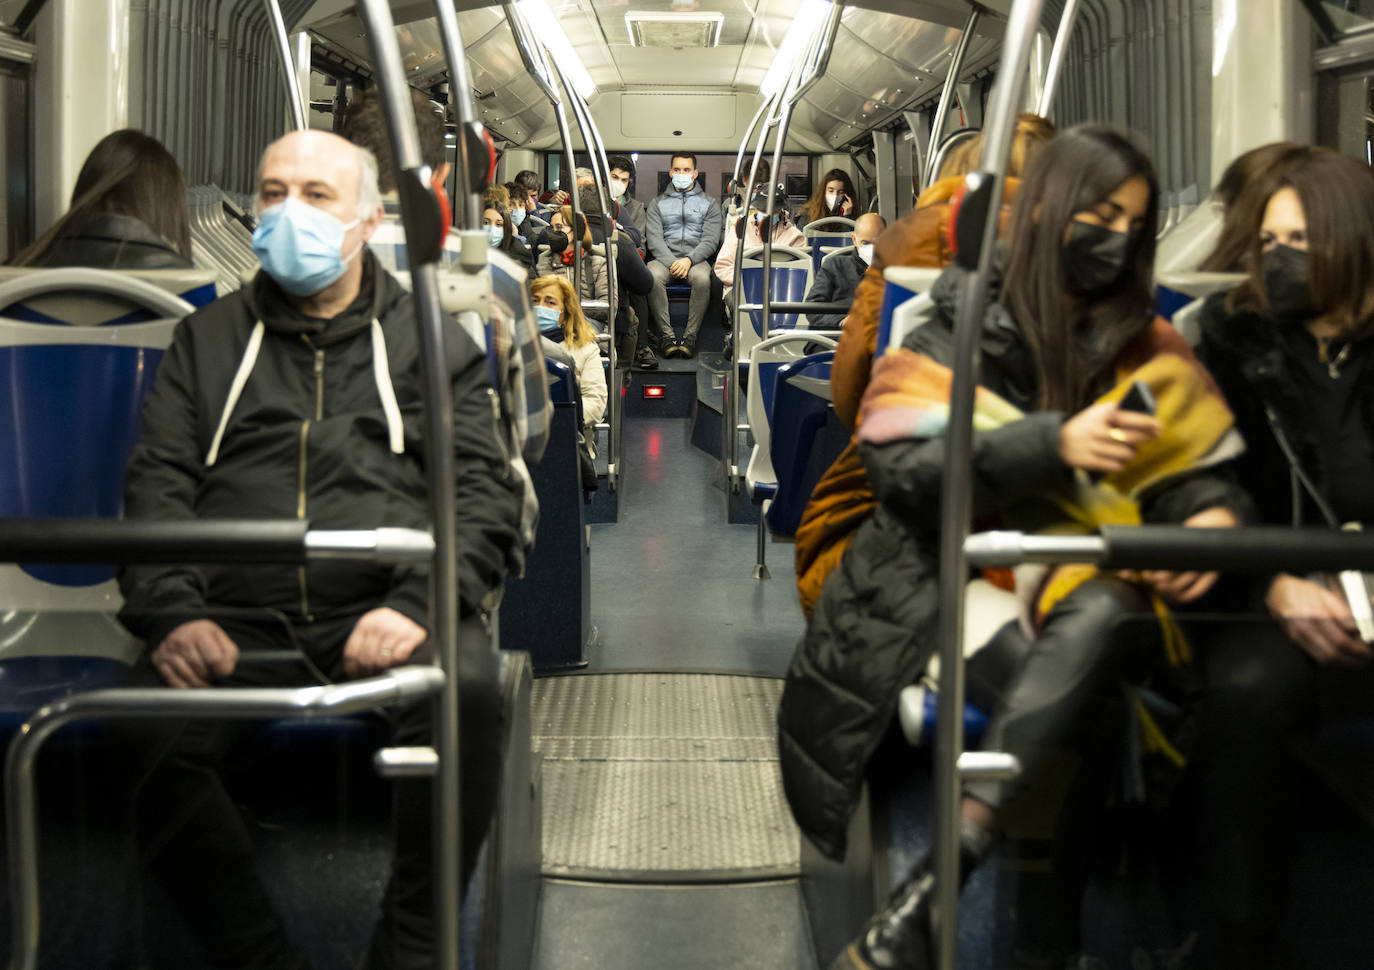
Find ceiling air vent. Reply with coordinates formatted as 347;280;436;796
624;11;725;48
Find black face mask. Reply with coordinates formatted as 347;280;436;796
1064;221;1136;294
547;230;569;254
1261;244;1315;321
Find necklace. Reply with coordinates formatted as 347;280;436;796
1316;336;1352;379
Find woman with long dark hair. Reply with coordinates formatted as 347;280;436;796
799;167;858;228
779;126;1251;969
1198;141;1305;273
10;129;193;268
1192;146;1374;969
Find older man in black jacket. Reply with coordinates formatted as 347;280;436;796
804;212;886;330
116;129;521;970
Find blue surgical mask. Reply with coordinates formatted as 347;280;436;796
252;197;361;296
510;206;526;229
486;224;504;248
535;304;564;340
671;173;694;191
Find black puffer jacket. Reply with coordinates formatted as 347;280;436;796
118;252;522;646
1196;293;1374;528
31;213;192;270
805;250;868;329
778;264;1248;861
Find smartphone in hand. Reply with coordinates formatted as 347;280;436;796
1118;380;1157;416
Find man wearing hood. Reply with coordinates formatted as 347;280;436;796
116;129;520;969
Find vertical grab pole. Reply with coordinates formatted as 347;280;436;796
930;1;1044;968
354;3;465;967
263;0;307;131
921;4;981;190
550;59;621;485
432;0;483;229
1037;0;1082;118
726;90;782;484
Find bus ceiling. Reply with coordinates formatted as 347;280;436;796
297;0;1008;153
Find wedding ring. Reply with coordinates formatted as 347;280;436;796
380;647;393;659
1108;428;1128;444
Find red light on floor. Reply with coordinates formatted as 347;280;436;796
642;385;666;399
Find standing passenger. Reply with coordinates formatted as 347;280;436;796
645;151;723;359
115;130;520;970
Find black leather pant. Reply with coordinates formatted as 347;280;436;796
116;611;502;970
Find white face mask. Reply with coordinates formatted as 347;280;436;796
825;192;839;209
609;179;628;200
857;243;874;265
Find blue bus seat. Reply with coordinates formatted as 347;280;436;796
876;266;942;360
744;335;837;508
545;358;577;404
0;265;216;324
803;218;855;278
763;352;841;538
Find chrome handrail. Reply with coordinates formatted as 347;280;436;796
262;0;307;131
922;5;982;190
432;0;482;229
355;3;475;966
1037;0;1083;118
930;0;1047;967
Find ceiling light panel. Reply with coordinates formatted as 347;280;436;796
624;11;725;48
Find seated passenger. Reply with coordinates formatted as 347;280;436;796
10;128;193;270
794;113;1054;619
578;184;655;366
1192;146;1374;970
781;127;1249;970
646;151;723;359
713;181;807;306
804;213;887;330
341;89;463;274
503;181;531;242
1198;141;1305;273
608;153;648;242
796;168;857;229
114;129;520;970
532;274;607;457
534;205;610;328
483;189;532;269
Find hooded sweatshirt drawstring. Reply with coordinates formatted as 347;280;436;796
206;317;404;467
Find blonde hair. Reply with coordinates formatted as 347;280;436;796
531;275;596;349
936;113;1057;182
484;184;511;211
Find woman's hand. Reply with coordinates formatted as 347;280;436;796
1058;401;1161;474
1265;573;1372;666
1140;506;1237;604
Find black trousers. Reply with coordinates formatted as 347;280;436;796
115;610;502;970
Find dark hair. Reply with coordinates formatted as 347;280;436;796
576;184;603;221
670;152;698;169
11;129;191;267
341;90;447;193
514;170;541;194
607;154;636;179
1199;142;1306;273
737;156;771;190
1001;124;1160;412
803;168;858;224
482;198;513;250
1229;147;1374;338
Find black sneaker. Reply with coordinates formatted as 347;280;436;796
679;339;696;359
829;862;935;970
656;338;677;359
635;345;658;369
664;344;687;359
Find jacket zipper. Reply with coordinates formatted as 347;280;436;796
297;344;324;620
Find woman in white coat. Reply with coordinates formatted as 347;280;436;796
531;274;607;458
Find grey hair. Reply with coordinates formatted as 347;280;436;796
354;145;382;222
252;138;383;225
574;166;595;185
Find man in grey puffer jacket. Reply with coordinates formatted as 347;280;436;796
645;151;722;358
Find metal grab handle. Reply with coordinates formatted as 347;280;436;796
6;666;446;970
432;0;482;229
964;526;1374;572
0;267;196;319
0;520;435;566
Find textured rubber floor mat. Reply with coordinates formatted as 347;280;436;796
531;672;801;881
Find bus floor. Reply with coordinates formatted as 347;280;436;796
528;410;818;969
